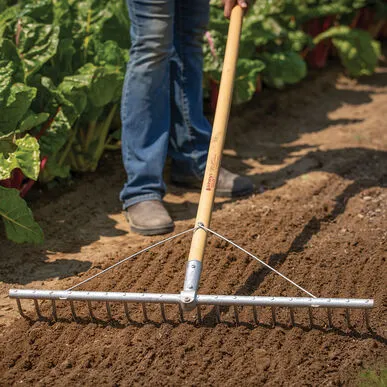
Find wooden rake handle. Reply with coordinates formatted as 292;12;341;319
188;6;244;263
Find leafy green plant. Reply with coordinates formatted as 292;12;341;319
314;26;381;76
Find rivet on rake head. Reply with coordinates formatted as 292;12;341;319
124;303;130;322
160;304;167;322
34;299;42;319
51;300;57;321
178;304;184;323
271;306;276;326
252;306;259;325
289;308;295;327
234;306;240;326
106;302;112;321
16;299;25;317
308;307;314;328
142;304;148;322
327;308;333;328
69;301;77;321
345;308;351;328
87;301;94;321
196;305;202;324
215;305;221;324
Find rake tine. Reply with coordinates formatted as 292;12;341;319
215;305;221;323
106;301;112;321
69;301;77;321
364;309;371;330
271;306;276;326
308;307;314;328
196;305;202;324
252;306;259;325
34;299;42;319
16;299;25;317
51;300;57;321
345;309;351;328
178;304;184;323
234;306;240;326
160;304;167;322
327;308;333;328
87;301;94;321
289;308;295;327
142;304;148;322
124;303;131;322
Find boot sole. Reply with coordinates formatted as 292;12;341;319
130;223;175;236
124;211;175;236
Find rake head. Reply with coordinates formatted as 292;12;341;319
9;288;373;329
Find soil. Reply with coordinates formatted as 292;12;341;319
0;58;386;386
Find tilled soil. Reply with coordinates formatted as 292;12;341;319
0;60;386;386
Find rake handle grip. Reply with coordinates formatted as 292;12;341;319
188;6;244;263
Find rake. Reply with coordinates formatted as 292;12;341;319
9;6;374;329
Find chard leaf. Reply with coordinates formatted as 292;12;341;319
234;59;265;104
0;5;20;38
17;16;60;78
0;137;17;153
0;83;37;135
18;111;49;132
260;51;307;89
38;108;72;156
0;39;24;86
314;26;381;77
0;134;40;180
0;186;43;244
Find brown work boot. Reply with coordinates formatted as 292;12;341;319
172;167;254;198
124;200;174;236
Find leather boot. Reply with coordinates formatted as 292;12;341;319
172;167;254;197
124;200;174;236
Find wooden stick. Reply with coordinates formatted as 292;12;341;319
188;6;244;263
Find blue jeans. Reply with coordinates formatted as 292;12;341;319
120;0;212;209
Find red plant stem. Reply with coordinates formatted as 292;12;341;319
0;179;12;188
36;106;61;140
13;169;24;189
20;156;48;198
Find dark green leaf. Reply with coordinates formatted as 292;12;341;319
18;111;49;132
0;186;43;244
0;83;36;135
17;16;60;78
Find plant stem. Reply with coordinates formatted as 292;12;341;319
58;120;80;167
91;104;117;171
84;120;97;153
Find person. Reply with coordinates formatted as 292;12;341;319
120;0;253;236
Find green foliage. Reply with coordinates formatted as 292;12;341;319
0;186;43;244
203;0;381;97
0;0;130;243
314;26;381;76
260;51;307;88
0;134;40;180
